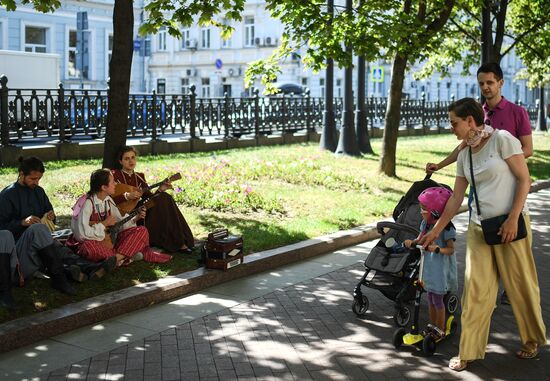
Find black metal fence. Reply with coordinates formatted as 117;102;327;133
0;75;539;147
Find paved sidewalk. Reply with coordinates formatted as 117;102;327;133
2;189;550;380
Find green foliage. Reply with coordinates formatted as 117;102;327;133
418;0;550;87
0;0;60;12
139;0;245;40
246;0;456;91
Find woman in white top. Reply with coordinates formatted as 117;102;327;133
419;98;545;371
68;169;171;266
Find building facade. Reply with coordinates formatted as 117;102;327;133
0;0;146;91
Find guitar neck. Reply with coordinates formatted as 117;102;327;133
111;209;140;231
142;173;181;193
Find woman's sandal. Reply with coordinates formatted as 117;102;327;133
516;346;539;359
449;357;469;372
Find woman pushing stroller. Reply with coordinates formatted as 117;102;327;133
404;186;457;341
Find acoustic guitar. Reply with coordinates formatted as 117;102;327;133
114;173;181;215
100;195;158;249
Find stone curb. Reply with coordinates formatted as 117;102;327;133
0;179;548;353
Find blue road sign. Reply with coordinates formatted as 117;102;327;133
215;58;223;70
371;66;384;83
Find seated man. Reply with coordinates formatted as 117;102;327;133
0;157;111;295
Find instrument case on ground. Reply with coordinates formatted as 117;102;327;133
203;229;244;271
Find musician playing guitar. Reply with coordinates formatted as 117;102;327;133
68;169;172;267
111;146;195;254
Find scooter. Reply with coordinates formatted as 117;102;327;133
392;245;459;356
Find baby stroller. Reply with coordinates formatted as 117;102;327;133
351;175;459;327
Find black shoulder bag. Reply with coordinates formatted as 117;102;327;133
469;147;527;245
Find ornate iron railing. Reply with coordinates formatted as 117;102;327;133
0;75;540;147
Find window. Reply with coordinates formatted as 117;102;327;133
201;28;210;49
319;78;325;98
157;78;166;94
68;30;78;78
181;78;190;94
25;26;47;53
158;27;167;51
301;78;308;87
336;79;342;98
201;77;210;97
181;29;190;49
221;19;232;48
244;17;254;47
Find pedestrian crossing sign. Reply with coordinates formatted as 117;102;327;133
371;66;384;83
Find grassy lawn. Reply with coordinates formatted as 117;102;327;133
1;132;549;322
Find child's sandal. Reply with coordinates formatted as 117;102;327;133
449;356;468;372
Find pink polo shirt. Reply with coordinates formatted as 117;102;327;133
482;97;532;138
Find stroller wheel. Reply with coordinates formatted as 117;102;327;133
392;328;406;349
351;295;369;316
444;293;459;314
422;334;437;356
393;306;411;327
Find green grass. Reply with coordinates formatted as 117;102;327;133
1;132;549;323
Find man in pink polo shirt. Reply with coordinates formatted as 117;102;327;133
479;62;533;156
425;62;533;171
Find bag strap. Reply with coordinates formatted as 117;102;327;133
468;147;483;220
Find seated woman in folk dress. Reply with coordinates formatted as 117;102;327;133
111;146;195;253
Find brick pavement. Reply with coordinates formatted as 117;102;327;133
39;189;550;381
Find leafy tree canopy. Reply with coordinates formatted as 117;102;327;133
245;0;455;93
417;0;549;87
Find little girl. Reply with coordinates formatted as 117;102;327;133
68;169;171;266
405;186;457;340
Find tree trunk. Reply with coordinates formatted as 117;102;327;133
102;0;134;169
379;54;408;177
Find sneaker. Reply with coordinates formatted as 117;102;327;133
133;252;144;262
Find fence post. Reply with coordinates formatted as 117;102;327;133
305;88;312;136
0;75;9;147
223;92;230;138
151;90;157;140
58;83;67;142
421;92;426;133
253;88;260;137
189;85;197;139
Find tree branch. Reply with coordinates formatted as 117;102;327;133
502;33;545;59
426;0;455;33
448;17;478;43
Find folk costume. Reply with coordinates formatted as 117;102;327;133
112;169;194;252
68;194;171;264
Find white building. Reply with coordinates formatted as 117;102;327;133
0;0;146;91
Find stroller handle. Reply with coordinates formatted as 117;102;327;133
415;244;440;254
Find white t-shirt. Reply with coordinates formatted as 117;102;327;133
456;129;526;225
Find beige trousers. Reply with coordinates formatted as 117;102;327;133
459;214;546;360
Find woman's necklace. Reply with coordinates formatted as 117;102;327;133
121;169;137;187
